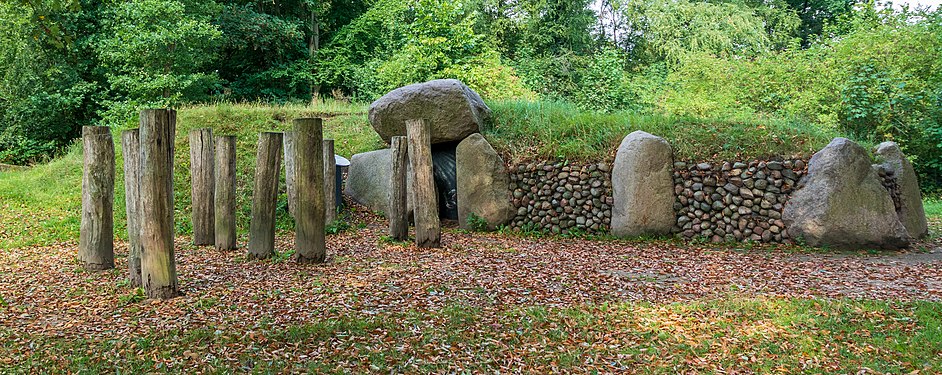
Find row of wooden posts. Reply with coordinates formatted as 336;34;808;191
78;110;443;299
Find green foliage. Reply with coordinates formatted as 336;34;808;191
640;0;771;63
0;1;98;164
95;0;223;124
465;213;489;232
318;0;532;100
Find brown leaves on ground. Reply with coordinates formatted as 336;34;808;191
0;205;940;372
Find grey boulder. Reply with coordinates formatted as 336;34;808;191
875;141;928;239
611;131;675;237
343;149;413;216
456;133;515;230
368;79;491;145
783;138;910;249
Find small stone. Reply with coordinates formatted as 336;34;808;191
697;162;712;171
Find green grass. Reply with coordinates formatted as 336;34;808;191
484;99;844;162
925;198;941;219
2;297;939;372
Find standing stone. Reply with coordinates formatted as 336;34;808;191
214;135;237;250
139;109;178;299
188;128;214;246
783;138;910;249
248;132;283;260
875;141;928;239
611;131;675;237
80;126;115;271
456;133;515;230
345;149;413;215
121;129;142;286
369;79;490;144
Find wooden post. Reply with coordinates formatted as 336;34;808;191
406;119;441;248
389;136;409;241
323;139;337;226
139;109;178;299
121;129;142;286
248;132;283;260
189;128;214;245
80;126;115;271
283;130;297;218
214;135;237;251
294;118;326;263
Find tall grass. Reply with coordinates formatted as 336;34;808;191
484;99;843;163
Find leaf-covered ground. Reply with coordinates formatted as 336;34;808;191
1;206;940;373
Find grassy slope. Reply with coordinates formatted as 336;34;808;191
485;100;844;162
0;99;899;249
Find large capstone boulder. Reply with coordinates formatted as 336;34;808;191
343;149;413;215
368;79;491;145
456;133;515;230
875;141;928;239
783;138;910;249
611;131;675;237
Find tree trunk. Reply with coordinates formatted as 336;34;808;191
139;109;178;299
406;119;441;248
248;132;283;260
293;118;326;263
323;139;337;226
121;129;142;286
189;128;215;246
80;126;115;271
214;135;237;251
283;131;297;218
389;136;409;241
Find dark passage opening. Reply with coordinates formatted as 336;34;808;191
431;141;458;220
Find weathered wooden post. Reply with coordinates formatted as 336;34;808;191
283;130;297;218
248;132;283;260
389;136;409;241
323;139;337;226
294;118;326;263
406;119;441;248
214;135;237;251
139;109;178;299
121;129;142;286
80;126;115;271
189;128;214;246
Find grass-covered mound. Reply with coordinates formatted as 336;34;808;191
0;99;888;248
485;100;841;162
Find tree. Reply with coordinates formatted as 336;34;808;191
95;0;222;122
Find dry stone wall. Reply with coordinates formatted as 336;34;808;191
672;159;807;243
506;158;812;244
509;162;613;233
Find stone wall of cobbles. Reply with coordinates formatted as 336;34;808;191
505;158;821;244
508;162;613;233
